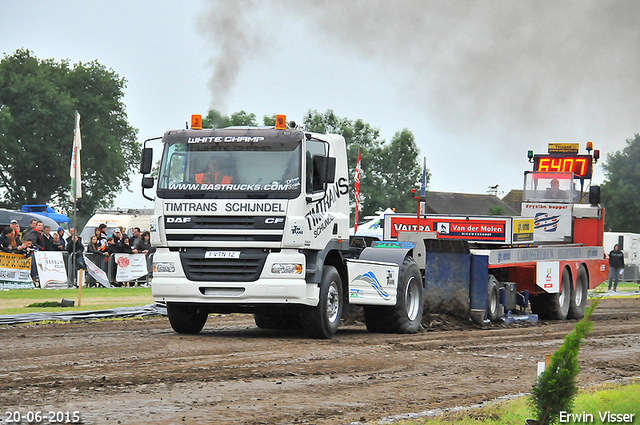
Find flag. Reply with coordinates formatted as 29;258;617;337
420;157;427;199
70;111;82;201
354;148;362;234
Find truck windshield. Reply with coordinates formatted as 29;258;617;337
523;172;576;203
156;138;302;199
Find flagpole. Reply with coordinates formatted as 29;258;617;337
70;110;82;305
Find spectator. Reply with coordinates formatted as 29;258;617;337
57;227;66;250
130;227;141;248
99;223;108;239
0;227;26;252
66;227;86;272
105;236;115;254
135;231;155;254
112;228;138;254
93;227;107;251
27;220;45;251
51;232;64;250
608;244;625;292
10;219;22;244
42;225;54;250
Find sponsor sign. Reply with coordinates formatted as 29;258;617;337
513;218;534;242
536;261;560;293
115;254;149;282
84;254;111;288
385;215;511;244
0;252;33;289
33;251;68;289
521;203;572;242
346;259;399;306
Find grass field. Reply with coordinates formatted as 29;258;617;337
594;280;640;293
404;381;640;424
0;287;154;315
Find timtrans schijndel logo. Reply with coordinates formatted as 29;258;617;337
351;271;390;300
534;212;560;232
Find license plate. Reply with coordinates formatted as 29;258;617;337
205;251;241;259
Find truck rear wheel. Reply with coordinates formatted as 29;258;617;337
568;266;588;319
531;267;571;320
487;275;501;321
364;256;424;334
166;303;208;334
302;266;343;339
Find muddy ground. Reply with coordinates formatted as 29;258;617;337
1;297;639;425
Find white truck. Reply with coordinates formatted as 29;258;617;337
140;116;607;338
140;115;428;338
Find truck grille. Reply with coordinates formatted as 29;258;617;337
179;248;268;282
165;216;284;243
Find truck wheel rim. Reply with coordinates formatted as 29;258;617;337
406;276;420;321
326;282;340;323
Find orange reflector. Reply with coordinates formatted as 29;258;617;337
275;114;287;130
191;114;202;130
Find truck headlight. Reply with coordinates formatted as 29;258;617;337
154;262;176;273
271;263;303;274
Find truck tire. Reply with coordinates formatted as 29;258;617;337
302;266;343;339
364;256;424;334
166;303;208;334
254;306;301;330
531;267;571;320
487;275;501;321
568;266;588;320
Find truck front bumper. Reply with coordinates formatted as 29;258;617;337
151;248;319;306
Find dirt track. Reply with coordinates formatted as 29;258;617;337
1;297;639;425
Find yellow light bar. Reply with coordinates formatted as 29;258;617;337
191;114;202;130
275;114;287;130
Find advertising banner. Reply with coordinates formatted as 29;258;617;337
33;251;68;289
84;254;111;287
521;203;573;242
0;252;33;289
385;215;516;244
114;254;148;282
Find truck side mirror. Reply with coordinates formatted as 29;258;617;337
142;176;155;189
589;185;600;205
313;156;336;191
140;148;153;174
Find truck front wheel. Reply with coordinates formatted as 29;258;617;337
364;256;424;334
302;266;343;339
166;303;208;334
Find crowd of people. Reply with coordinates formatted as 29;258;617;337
0;218;154;257
0;218;155;286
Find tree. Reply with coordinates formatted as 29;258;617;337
529;298;600;425
202;109;260;128
0;49;139;219
304;109;427;220
600;134;640;231
489;205;505;215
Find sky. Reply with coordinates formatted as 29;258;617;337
2;0;640;210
